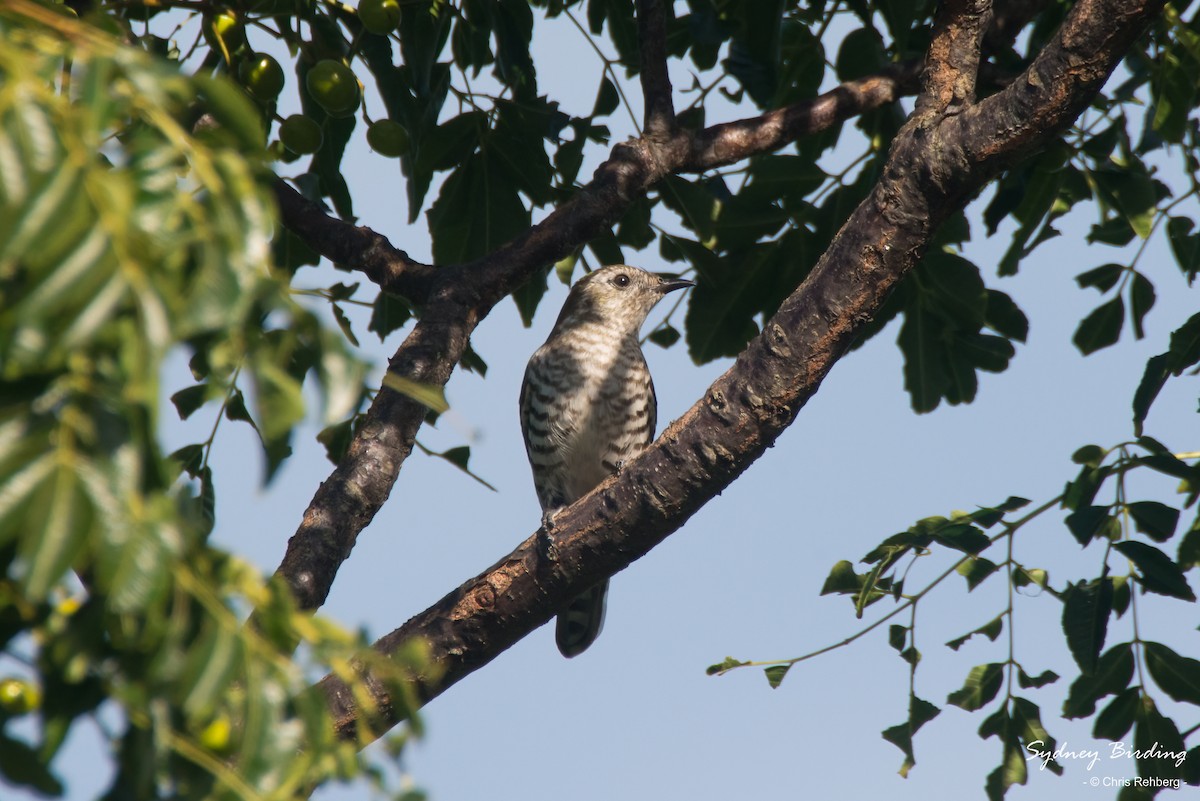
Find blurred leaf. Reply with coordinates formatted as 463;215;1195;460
383;374;450;414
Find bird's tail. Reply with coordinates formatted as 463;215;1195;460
555;580;608;658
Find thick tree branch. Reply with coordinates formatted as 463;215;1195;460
272;66;919;611
920;0;992;115
271;179;437;303
637;0;675;138
311;0;1165;744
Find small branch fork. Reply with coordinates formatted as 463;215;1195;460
267;0;1166;746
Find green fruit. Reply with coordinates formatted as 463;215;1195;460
203;12;246;54
279;114;323;154
366;120;410;158
199;715;233;752
359;0;401;34
239;54;285;102
305;60;361;118
0;678;40;716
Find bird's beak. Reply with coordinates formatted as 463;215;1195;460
656;276;695;294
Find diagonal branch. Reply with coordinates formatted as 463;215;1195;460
271;179;436;303
271;65;920;612
637;0;675;138
920;0;993;115
311;0;1165;745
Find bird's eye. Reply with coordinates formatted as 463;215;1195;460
613;274;631;288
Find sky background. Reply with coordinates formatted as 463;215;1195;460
15;5;1200;801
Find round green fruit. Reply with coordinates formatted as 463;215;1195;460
366;120;410;158
305;60;361;118
203;12;246;53
0;678;40;716
359;0;401;34
279;114;323;154
239;54;285;102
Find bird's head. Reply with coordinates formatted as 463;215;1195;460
550;264;693;337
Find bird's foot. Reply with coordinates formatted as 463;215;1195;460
538;510;560;562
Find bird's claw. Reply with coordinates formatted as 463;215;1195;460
538;511;560;562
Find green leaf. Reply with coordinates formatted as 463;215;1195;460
881;694;940;778
946;616;1004;651
368;292;413;341
1143;641;1200;705
1166;216;1200;284
1061;579;1113;674
422;444;497;492
706;656;749;675
428;150;530;265
820;560;863;595
1063;643;1135;718
1065;506;1116;546
1133;698;1186;780
947;663;1005;711
1113;540;1195;600
170;384;210;420
1093;686;1140;740
317;418;356;465
194;75;266;151
958;557;1000;591
1016;667;1059;689
1129;272;1155;340
899;302;948;414
383;374;450;414
513;265;551;328
0;732;64;796
764;664;789;688
1126;501;1179;542
169;444;206;478
888;624;908;652
21;460;94;601
984;742;1028;801
1072;444;1107;467
1076;263;1124;292
1073;297;1125;355
647;324;681;349
1179;518;1200;570
1166;312;1200;373
932;523;990;555
984;290;1029;342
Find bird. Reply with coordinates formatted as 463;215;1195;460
519;264;693;657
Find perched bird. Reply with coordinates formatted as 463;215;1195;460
519;264;693;657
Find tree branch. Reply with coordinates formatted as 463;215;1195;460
637;0;675;138
920;0;993;115
271;65;920;611
271;179;436;304
311;0;1165;745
